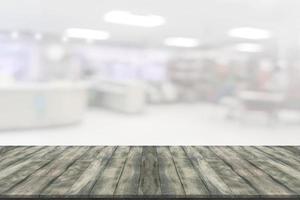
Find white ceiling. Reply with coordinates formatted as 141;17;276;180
0;0;300;47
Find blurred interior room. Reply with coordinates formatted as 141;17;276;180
0;0;300;145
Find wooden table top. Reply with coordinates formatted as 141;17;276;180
0;146;299;199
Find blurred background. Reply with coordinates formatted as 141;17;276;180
0;0;300;145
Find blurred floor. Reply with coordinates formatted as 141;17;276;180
0;103;300;145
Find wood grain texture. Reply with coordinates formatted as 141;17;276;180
258;146;300;168
242;146;300;180
0;146;299;198
169;146;209;196
138;146;161;195
0;146;65;193
232;146;300;194
194;147;257;196
283;146;300;156
183;146;232;195
91;146;130;196
41;147;96;196
157;146;185;195
6;147;89;195
0;147;29;164
0;146;44;170
0;147;18;156
210;146;292;196
67;146;116;195
114;147;142;196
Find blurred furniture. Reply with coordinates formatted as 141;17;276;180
224;91;284;120
238;91;284;112
90;80;146;113
146;82;178;104
168;59;203;102
0;82;88;130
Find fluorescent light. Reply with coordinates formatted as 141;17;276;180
11;31;19;40
34;33;43;41
235;43;263;52
228;27;271;40
164;37;199;47
64;28;110;40
104;10;165;27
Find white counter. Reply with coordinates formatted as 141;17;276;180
0;82;89;130
91;80;146;113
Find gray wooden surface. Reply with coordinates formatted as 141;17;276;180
0;146;299;198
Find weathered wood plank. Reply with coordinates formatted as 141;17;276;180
243;146;300;180
41;161;91;195
157;146;185;195
195;146;218;160
211;147;293;196
278;147;300;160
0;147;29;163
90;146;130;196
283;146;300;156
169;146;209;196
273;146;300;158
114;147;142;196
255;146;300;171
193;147;257;196
0;147;54;180
0;147;67;193
0;146;18;156
183;146;232;195
0;146;299;198
78;146;105;161
138;147;161;195
233;146;300;194
36;146;68;161
41;147;102;195
66;146;116;195
6;147;89;195
0;146;43;169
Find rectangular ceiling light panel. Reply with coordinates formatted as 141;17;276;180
104;10;165;27
65;28;110;40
